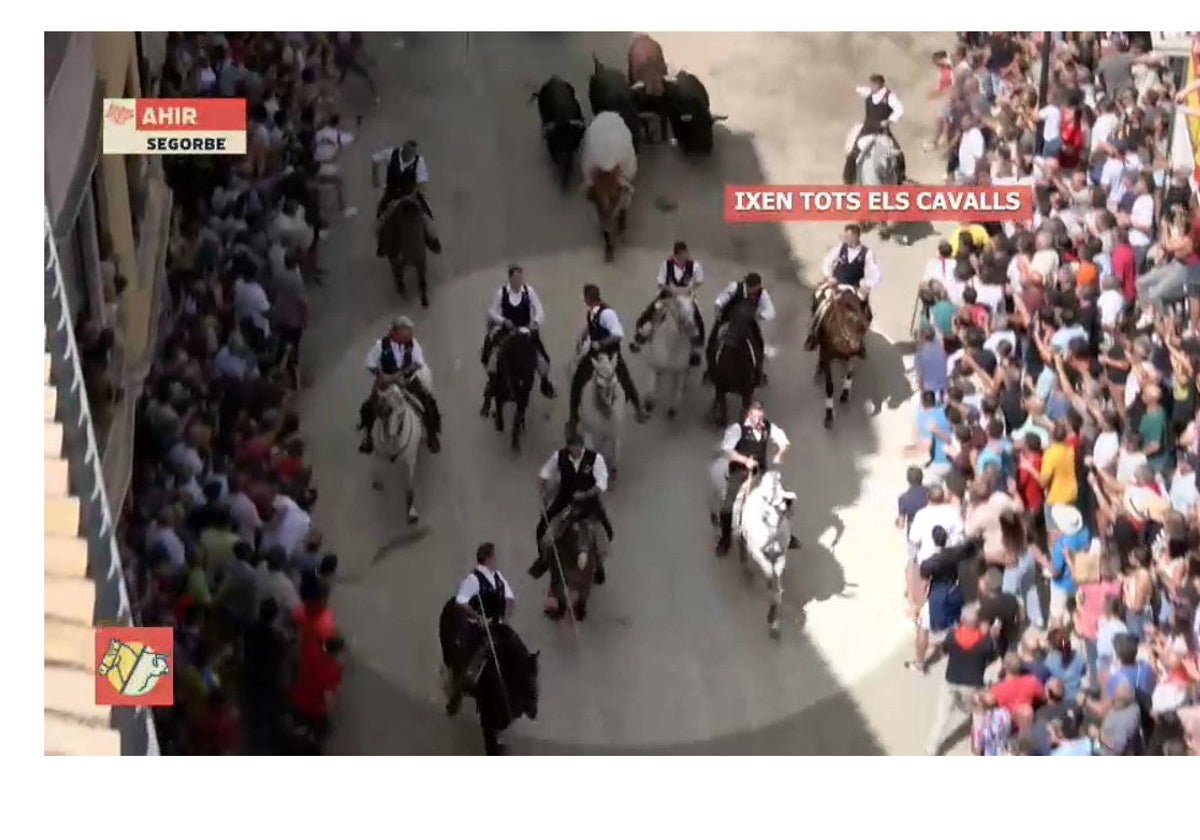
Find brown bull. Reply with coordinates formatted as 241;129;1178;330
628;34;670;142
583;168;632;261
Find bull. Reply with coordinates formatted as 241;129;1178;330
627;34;670;144
588;54;641;151
579;112;637;262
664;70;727;155
530;75;586;189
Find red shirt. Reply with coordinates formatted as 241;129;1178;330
1017;453;1045;510
292;603;336;654
290;645;343;720
989;674;1044;715
275;454;304;485
1187;214;1200;267
237;434;274;470
1112;243;1138;302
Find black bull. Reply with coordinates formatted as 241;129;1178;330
531;75;585;190
664;70;726;155
589;55;641;151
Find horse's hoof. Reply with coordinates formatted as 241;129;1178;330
511;438;520;453
372;479;384;491
823;412;833;430
408;511;420;524
573;601;588;621
839;390;850;404
666;407;677;420
769;625;782;640
710;512;719;528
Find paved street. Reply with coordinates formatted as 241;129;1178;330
297;32;970;755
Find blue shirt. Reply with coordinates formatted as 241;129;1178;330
1051;325;1088;354
976;438;1015;482
1050;528;1090;595
917;406;952;465
915;342;949;394
1104;661;1156;702
1045;649;1087;699
1051;738;1093;756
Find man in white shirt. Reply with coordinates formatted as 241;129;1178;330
481;264;555;399
531;431;613;575
630;240;708;365
843;73;907;184
1126;172;1156;264
358;316;442;453
313;114;358;219
955;112;986;183
806;224;881;353
372;140;433;218
260;493;312;561
923;241;960;304
908;483;965;564
715;401;798;555
233;274;272;339
444;541;517;715
568;284;649;427
708;272;776;386
1089;99;1120;158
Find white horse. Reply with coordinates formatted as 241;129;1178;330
708;459;797;638
373;383;425;524
643;291;697;419
850;128;906;244
578;353;626;479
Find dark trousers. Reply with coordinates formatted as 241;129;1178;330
634;291;706;345
481;326;551;368
569;351;641;419
842;130;908;184
335;50;377;95
705;312;765;383
359;382;442;437
718;464;752;542
536;492;613;544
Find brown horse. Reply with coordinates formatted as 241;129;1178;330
539;511;606;622
814;288;870;429
378;195;439;307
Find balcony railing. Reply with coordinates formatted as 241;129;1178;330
45;208;160;756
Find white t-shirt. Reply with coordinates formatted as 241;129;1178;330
908;502;965;564
1116;449;1148;485
1098;288;1125;328
1128;194;1155;248
957;127;986;181
1093;430;1121;472
1039;105;1062;143
1090;112;1119;154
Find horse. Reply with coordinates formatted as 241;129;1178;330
537;507;607;622
642;291;697;420
578;353;625;479
377;194;439;306
483;327;538;452
852;131;906;243
708;464;797;639
707;298;759;427
437;601;540;756
813;287;870;430
372;382;425;523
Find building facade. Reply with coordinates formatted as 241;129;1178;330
44;31;171;755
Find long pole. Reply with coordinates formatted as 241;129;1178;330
1035;32;1053;156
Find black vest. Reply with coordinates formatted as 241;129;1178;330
556;448;598;496
469;569;507;619
386;150;419;193
377;336;411;374
863;89;893;134
832;244;868;286
663;259;695;288
734;420;771;467
587;306;613;342
500;285;533;327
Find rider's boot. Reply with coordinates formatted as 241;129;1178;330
357;402;375;454
804;315;820;352
359;428;374;454
540;376;556;399
715;513;733;556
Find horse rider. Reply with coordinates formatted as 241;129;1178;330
357;315;443;454
805;223;881;353
630;240;707;366
715;401;798;556
842;73;907;185
568;283;650;428
445;541;516;715
481;264;555;399
372;139;434;219
706;271;776;387
529;431;613;579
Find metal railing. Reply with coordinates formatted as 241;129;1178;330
45;207;160;756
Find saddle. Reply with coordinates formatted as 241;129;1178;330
539;507;608;559
712;323;758;371
813;286;868;353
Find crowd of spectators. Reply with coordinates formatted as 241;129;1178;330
114;33;374;754
902;32;1200;755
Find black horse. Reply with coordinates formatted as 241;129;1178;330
706;298;760;427
482;328;539;452
438;599;540;756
